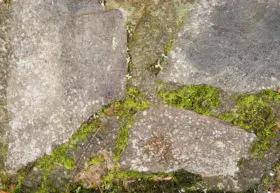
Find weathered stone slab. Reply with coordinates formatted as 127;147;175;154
120;105;255;177
4;0;126;172
159;0;280;92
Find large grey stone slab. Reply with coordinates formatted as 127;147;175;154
120;105;255;179
4;0;126;172
159;0;280;92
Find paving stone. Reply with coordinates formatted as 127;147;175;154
3;0;126;172
159;0;280;92
120;105;256;190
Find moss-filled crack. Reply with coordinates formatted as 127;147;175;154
111;86;149;160
158;84;280;157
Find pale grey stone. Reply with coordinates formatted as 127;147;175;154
159;0;280;92
4;0;126;172
120;105;255;187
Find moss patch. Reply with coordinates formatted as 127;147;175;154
88;154;105;166
100;169;202;193
218;93;277;156
158;84;219;115
36;118;103;171
1;86;149;193
111;86;149;160
1;115;104;193
158;83;278;157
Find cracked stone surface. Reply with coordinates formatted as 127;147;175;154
159;0;280;92
3;0;126;172
120;105;256;182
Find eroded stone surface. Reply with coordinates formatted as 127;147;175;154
159;0;280;92
120;105;255;177
4;0;126;172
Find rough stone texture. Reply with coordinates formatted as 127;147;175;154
21;116;121;191
120;105;255;178
107;0;194;96
159;0;280;92
4;0;126;172
0;2;11;171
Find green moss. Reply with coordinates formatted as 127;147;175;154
219;93;277;156
34;176;50;193
0;170;9;191
259;89;280;103
163;40;174;55
36;117;103;171
12;183;22;193
2;87;147;192
0;143;7;159
70;120;101;144
111;86;149;160
36;144;74;171
101;169;202;193
158;84;219;115
88;154;104;165
158;84;277;156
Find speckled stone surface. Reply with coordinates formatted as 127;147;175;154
119;105;255;177
4;0;126;172
159;0;280;92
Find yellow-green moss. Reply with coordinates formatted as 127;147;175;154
88;154;104;165
112;86;149;160
158;84;278;156
158;84;219;115
34;175;52;193
100;169;202;193
36;143;74;171
0;170;9;191
219;93;277;156
36;118;102;171
163;40;174;55
259;89;280;103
